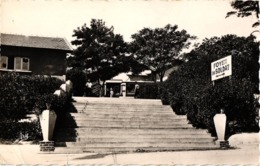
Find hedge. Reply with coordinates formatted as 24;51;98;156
163;35;259;138
0;73;70;142
158;82;170;105
0;120;41;141
0;73;62;121
136;83;160;99
66;68;86;96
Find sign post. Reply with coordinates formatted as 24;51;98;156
211;55;232;148
211;55;232;83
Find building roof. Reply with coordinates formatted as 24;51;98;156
1;33;73;51
109;71;154;82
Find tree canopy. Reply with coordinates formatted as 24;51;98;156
69;19;130;83
226;0;259;27
129;24;195;82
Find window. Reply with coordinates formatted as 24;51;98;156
14;57;30;71
0;56;8;69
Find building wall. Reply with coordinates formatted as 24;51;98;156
1;45;68;75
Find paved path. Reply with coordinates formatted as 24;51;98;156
0;143;258;165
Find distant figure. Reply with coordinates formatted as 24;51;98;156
110;87;114;98
99;86;103;97
85;80;92;96
106;88;110;97
134;83;140;98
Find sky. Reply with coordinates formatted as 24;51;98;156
1;0;259;47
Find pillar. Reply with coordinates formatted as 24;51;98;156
121;82;126;97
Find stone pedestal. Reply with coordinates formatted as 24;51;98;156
216;140;230;148
40;141;55;151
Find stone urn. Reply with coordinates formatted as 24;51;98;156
214;109;227;147
39;104;57;141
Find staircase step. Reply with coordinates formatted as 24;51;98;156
80;108;172;113
55;137;215;143
61;119;189;125
61;141;216;147
55;132;214;140
56;127;209;135
60;122;190;127
69;114;181;119
67;116;187;122
73;97;163;105
78;105;170;109
72;106;173;112
75;103;169;106
60;123;193;128
70;112;182;117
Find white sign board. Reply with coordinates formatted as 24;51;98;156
211;55;232;81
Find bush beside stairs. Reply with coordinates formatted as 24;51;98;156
54;97;219;153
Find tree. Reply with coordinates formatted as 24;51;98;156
226;0;259;27
69;19;130;83
129;24;195;82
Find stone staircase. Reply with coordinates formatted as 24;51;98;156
54;97;218;153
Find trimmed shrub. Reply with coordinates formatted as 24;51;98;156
136;83;160;99
158;82;170;105
0;73;62;121
34;93;71;116
0;120;42;141
66;68;86;96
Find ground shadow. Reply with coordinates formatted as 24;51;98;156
73;153;109;160
53;102;78;146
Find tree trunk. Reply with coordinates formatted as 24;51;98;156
152;71;157;83
256;2;259;18
159;70;166;82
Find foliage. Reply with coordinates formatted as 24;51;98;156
226;0;259;27
0;120;42;141
0;73;71;142
0;73;62;121
136;83;160;99
70;19;130;83
158;82;170;105
34;93;71;116
127;56;149;75
129;24;195;82
166;35;259;137
66;68;86;96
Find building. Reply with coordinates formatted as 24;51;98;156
0;33;73;78
104;67;178;97
104;70;154;97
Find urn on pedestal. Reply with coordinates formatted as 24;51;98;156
39;103;57;151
